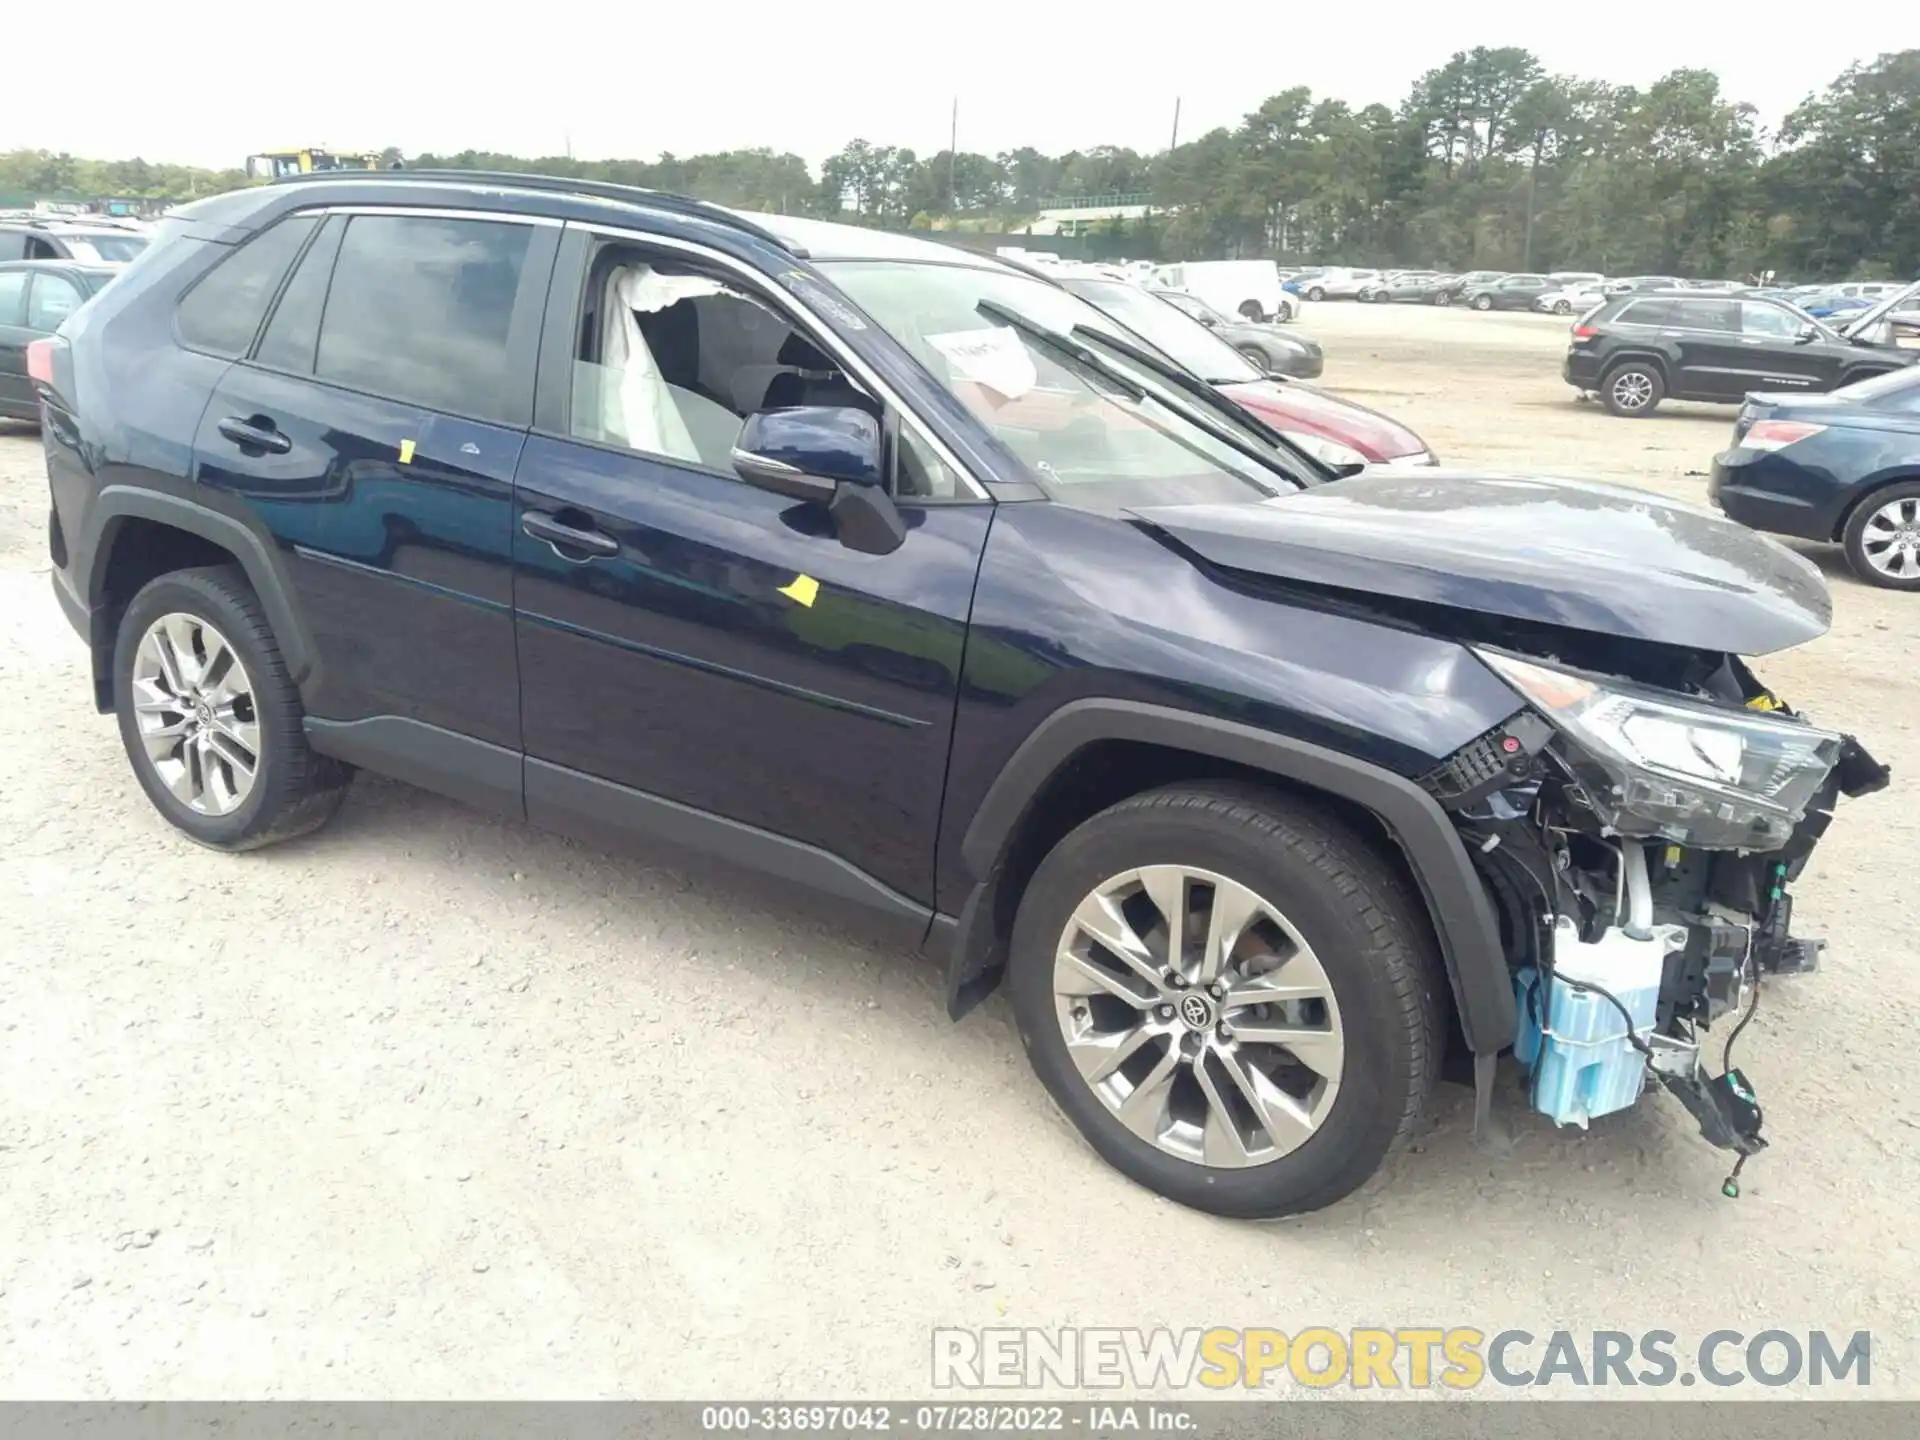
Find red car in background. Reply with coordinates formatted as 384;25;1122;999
1050;266;1438;468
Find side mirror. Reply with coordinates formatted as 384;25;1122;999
1198;313;1220;328
1795;323;1818;345
731;405;905;556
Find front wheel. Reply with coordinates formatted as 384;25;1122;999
1235;343;1272;371
1471;294;1493;311
1008;784;1444;1218
1842;482;1920;589
1306;286;1326;302
1601;362;1664;417
1553;300;1572;315
112;566;352;850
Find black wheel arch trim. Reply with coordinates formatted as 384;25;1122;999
953;698;1517;1053
81;485;318;699
1600;350;1671;383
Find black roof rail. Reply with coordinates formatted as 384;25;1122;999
267;168;804;255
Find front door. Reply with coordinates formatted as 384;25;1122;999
510;229;991;916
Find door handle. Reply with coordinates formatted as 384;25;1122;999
217;415;292;454
521;509;619;561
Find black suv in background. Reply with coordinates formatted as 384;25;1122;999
29;172;1885;1218
1566;289;1916;416
0;261;119;421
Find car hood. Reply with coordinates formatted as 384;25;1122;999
1130;470;1831;655
1218;379;1427;462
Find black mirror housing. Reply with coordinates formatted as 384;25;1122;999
732;406;883;502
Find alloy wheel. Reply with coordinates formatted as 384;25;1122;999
130;613;262;816
1610;371;1655;411
1860;496;1920;579
1051;865;1344;1168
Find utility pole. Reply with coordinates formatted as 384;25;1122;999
1522;158;1539;271
948;96;959;213
1169;97;1182;152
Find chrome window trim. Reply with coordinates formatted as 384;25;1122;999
565;219;991;502
311;205;562;226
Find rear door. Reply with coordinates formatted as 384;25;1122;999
0;268;29;414
191;209;559;804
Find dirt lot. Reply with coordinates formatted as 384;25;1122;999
2;300;1915;1399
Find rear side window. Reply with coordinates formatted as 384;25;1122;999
26;274;85;331
175;214;320;357
1673;299;1737;332
0;270;25;326
313;214;536;425
254;216;345;374
1617;299;1674;326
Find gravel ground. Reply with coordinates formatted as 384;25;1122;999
1;301;1915;1399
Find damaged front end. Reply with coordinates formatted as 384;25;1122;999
1423;645;1890;1194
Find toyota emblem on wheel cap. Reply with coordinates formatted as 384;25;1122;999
1179;993;1214;1030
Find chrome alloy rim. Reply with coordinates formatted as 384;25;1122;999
1860;495;1920;579
1611;371;1655;409
1052;866;1344;1168
131;613;261;816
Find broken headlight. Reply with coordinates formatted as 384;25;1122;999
1477;650;1840;850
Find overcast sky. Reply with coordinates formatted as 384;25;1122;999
15;2;1918;171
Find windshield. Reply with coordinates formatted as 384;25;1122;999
1058;278;1261;385
59;233;148;263
824;261;1286;511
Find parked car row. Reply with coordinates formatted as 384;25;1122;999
0;261;121;421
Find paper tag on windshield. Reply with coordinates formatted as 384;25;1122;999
927;327;1038;400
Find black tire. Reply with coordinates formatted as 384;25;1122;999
1553;300;1572;315
1238;300;1264;321
1306;286;1326;302
1601;361;1664;417
1841;480;1920;590
1471;293;1493;311
1235;343;1272;371
1007;782;1446;1218
1431;291;1450;306
112;565;352;851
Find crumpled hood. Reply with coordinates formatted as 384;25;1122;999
1130;470;1832;655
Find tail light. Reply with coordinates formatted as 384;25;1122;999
1741;420;1826;452
26;339;55;385
1570;324;1598;339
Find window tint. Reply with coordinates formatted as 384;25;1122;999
1618;299;1674;326
254;216;343;374
314;215;534;424
897;425;963;499
176;215;319;357
26;274;84;331
1673;299;1737;332
0;269;25;326
1740;303;1800;339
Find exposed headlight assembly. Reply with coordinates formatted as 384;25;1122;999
1477;650;1841;850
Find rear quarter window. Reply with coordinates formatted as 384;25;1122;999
175;214;321;357
1617;299;1674;326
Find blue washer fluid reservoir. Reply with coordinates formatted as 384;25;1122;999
1515;917;1680;1128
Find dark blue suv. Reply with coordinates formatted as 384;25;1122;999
33;173;1887;1215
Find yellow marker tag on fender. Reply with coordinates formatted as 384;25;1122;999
778;574;819;607
398;438;416;465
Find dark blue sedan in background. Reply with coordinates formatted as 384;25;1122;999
1711;365;1920;589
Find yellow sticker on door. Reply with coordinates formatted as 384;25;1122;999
778;574;820;607
398;438;416;465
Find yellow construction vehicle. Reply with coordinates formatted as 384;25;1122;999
244;149;386;181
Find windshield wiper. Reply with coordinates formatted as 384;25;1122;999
1068;323;1291;448
973;300;1144;400
974;300;1313;487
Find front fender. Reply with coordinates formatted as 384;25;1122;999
952;698;1518;1055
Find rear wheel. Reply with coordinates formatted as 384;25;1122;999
1007;783;1444;1218
1238;300;1264;321
112;566;352;850
1553;299;1572;315
1842;482;1920;590
1306;286;1326;302
1471;293;1493;311
1431;291;1450;306
1601;362;1664;417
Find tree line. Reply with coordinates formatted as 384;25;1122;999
4;47;1915;280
